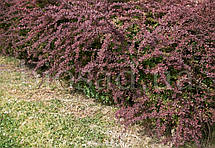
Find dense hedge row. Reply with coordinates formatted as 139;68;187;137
0;0;214;147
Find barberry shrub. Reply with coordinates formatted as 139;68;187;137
0;0;214;147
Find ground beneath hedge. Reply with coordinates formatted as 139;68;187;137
0;55;171;148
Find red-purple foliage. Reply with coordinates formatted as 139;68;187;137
0;0;214;147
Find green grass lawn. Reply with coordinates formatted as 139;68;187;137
0;98;110;147
0;56;171;148
0;58;109;147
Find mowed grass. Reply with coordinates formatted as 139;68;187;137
0;99;109;147
0;57;112;147
0;56;170;148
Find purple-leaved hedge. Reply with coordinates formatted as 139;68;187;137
0;0;214;147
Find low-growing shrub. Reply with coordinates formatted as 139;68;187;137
0;0;214;147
